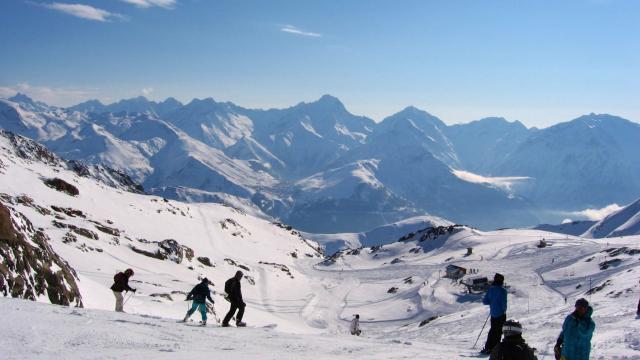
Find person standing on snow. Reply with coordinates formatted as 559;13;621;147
110;268;136;312
480;273;508;355
350;314;362;336
182;278;215;326
554;298;595;360
489;319;537;360
222;271;246;327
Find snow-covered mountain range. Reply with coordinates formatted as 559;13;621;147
537;198;640;239
1;93;639;232
1;133;639;358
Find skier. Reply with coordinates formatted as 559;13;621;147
110;268;136;312
489;319;537;360
554;298;595;360
350;314;362;336
480;273;507;355
182;278;215;326
222;271;246;327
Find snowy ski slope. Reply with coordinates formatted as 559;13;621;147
1;131;639;358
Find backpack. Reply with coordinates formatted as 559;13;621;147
224;278;233;294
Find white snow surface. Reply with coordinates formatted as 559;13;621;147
1;134;640;359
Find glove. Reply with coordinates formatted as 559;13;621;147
132;288;137;293
553;345;561;360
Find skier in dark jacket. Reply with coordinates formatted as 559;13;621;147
182;278;214;325
481;273;508;355
222;271;246;327
490;319;537;360
554;298;595;360
110;268;136;312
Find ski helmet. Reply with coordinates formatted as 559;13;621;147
502;319;523;336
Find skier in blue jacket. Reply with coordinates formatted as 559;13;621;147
480;273;508;355
554;298;595;360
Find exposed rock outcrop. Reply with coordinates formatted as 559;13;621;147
44;178;79;196
0;201;82;306
130;239;194;264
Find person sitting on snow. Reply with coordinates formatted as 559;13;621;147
350;314;362;336
182;278;214;326
489;319;537;360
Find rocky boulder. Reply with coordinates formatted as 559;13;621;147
0;200;82;306
43;178;79;196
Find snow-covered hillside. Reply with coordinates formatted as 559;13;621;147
0;130;323;332
534;220;597;237
307;215;452;255
2;132;640;358
583;198;640;238
535;198;640;239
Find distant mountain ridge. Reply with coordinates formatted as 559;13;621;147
535;198;640;239
1;92;639;233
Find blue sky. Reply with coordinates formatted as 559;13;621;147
0;0;638;127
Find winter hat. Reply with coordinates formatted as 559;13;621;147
124;269;134;276
235;270;244;279
201;277;209;284
502;319;523;336
493;273;504;285
575;298;589;308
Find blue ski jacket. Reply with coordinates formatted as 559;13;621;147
559;307;595;360
483;284;507;318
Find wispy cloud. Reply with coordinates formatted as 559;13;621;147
451;169;530;193
120;0;176;9
42;2;123;22
567;203;622;221
280;24;322;38
0;83;97;107
141;87;154;96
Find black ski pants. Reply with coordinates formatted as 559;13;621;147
484;314;506;352
223;301;245;325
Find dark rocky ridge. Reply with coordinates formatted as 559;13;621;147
0;198;82;306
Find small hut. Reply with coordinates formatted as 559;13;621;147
445;264;467;279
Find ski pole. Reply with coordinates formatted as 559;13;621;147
123;291;134;306
473;314;490;349
212;303;220;324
